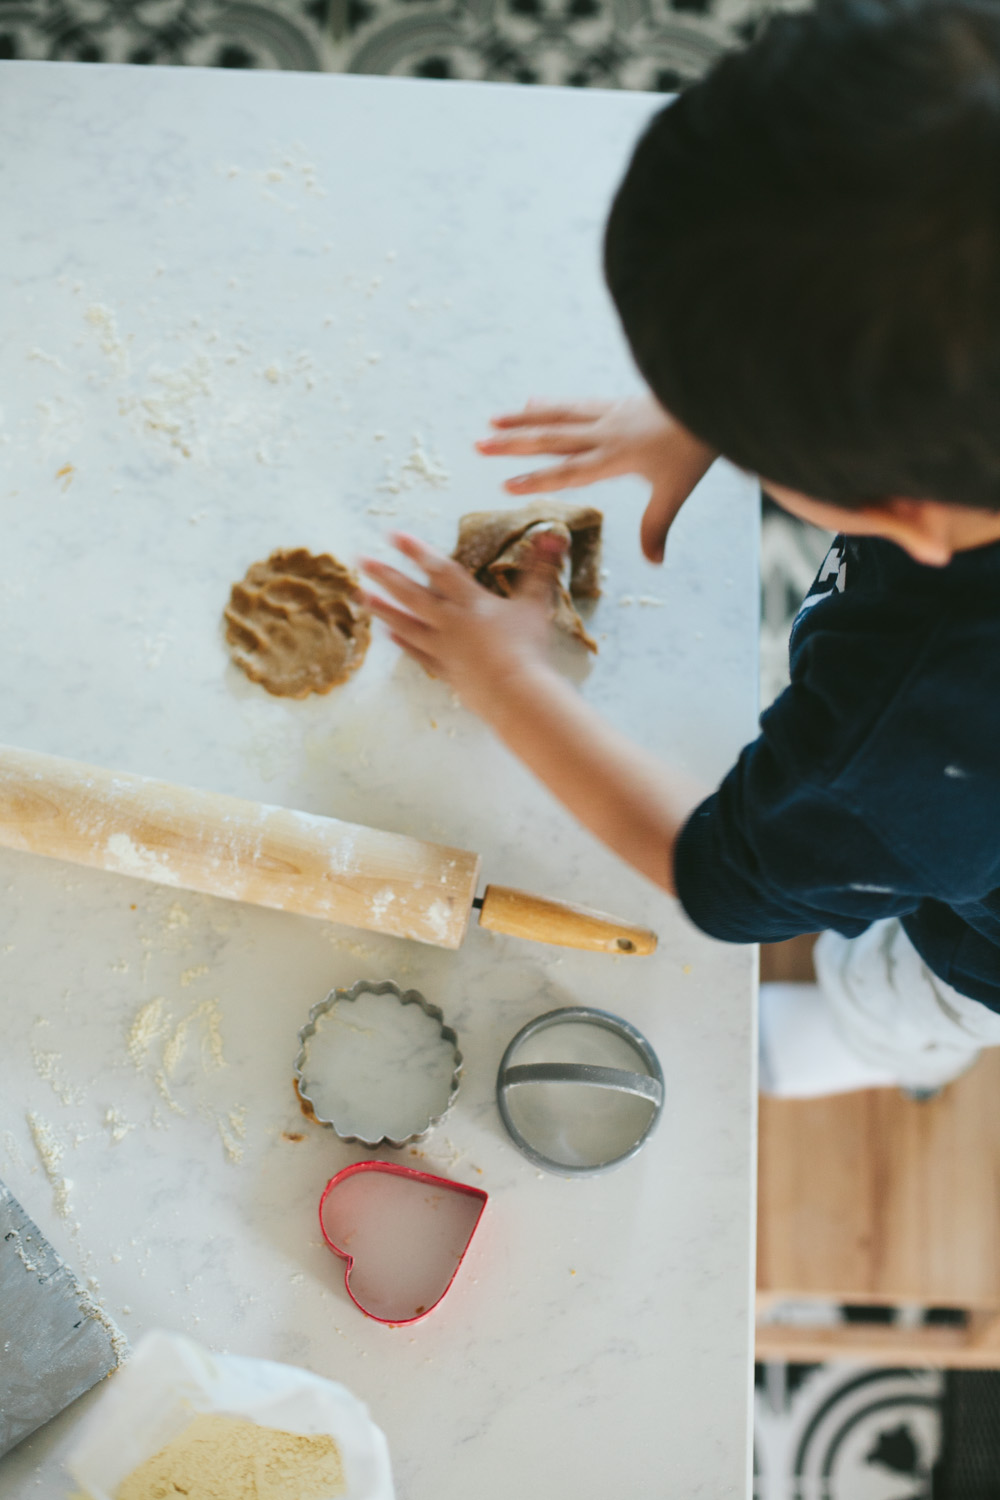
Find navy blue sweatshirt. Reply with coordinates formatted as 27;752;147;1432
674;531;1000;1012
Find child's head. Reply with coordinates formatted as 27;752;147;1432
604;0;1000;516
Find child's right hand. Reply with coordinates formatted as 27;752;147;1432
475;395;718;562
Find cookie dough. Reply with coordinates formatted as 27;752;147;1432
224;548;370;698
114;1413;346;1500
452;499;602;652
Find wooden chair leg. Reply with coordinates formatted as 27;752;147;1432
759;933;819;984
966;1311;1000;1352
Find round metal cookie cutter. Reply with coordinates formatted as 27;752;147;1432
496;1005;664;1176
294;979;462;1148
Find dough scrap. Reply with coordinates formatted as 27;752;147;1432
114;1413;346;1500
224;548;370;698
452;499;602;652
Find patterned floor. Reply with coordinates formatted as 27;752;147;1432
0;0;801;84
2;1;992;1492
756;1362;942;1500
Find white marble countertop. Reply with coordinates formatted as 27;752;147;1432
0;61;758;1498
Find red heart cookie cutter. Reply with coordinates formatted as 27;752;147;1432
319;1161;487;1326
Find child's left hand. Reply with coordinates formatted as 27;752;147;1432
358;531;563;720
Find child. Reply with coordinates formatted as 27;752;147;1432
360;0;1000;1097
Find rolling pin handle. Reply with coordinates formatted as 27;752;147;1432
475;884;657;956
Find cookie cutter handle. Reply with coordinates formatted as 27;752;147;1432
475;885;657;955
500;1062;664;1107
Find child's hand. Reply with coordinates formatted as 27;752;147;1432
358;531;562;719
475;395;717;562
362;529;707;894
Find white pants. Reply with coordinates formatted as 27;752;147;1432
814;918;1000;1090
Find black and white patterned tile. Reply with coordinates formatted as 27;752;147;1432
755;1363;943;1500
0;0;328;69
0;0;808;83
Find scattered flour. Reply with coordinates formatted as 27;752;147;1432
162;1013;193;1078
128;997;168;1068
104;1107;135;1144
28;347;68;372
7;1227;41;1273
26;1112;73;1218
319;931;376;960
162;998;227;1077
218;1106;247;1163
377;432;450;494
1;1130;24;1167
425;1135;465;1171
199;999;227;1071
402;433;449;487
141;631;172;669
128;354;216;459
84;303;129;375
74;1283;129;1366
32;1048;82;1106
154;1069;185;1116
125;993;232;1153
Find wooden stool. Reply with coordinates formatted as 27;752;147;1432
757;941;1000;1368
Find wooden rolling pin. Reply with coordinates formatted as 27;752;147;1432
0;745;656;955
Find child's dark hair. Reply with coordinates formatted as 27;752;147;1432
604;0;1000;510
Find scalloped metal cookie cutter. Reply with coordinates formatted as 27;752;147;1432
496;1005;665;1176
294;978;462;1148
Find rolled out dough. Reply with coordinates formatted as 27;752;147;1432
224;548;370;698
452;499;602;652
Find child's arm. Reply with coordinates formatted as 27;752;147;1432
359;532;707;895
475;395;717;563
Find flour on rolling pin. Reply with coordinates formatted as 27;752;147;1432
106;833;176;883
0;744;481;948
